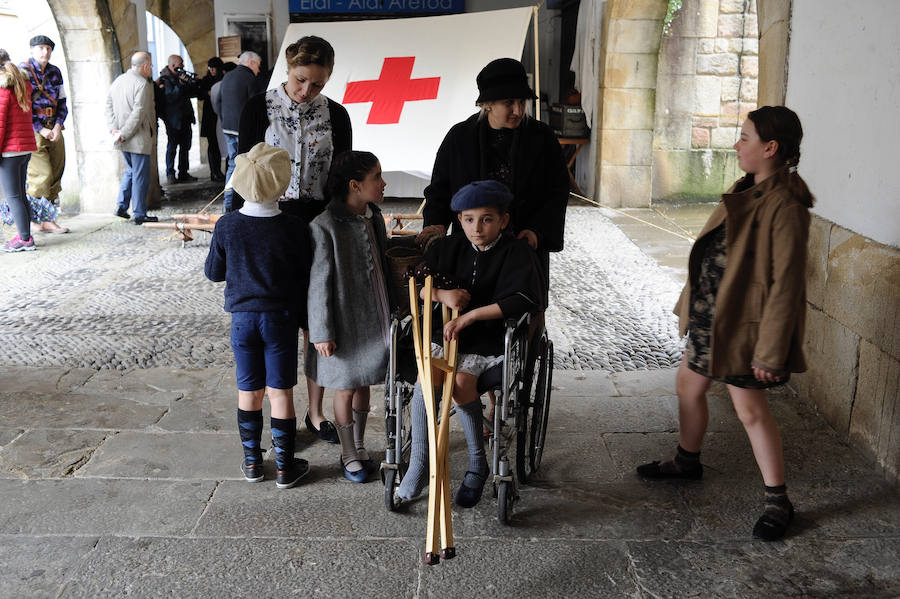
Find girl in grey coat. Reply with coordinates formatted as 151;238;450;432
306;151;395;483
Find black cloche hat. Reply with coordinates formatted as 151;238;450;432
475;58;536;103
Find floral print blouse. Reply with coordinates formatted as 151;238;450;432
263;85;334;202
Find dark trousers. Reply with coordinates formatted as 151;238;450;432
164;122;192;178
206;134;222;178
0;154;32;240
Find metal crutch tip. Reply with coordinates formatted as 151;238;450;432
423;552;440;565
440;547;456;560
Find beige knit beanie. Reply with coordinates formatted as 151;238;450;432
230;142;291;204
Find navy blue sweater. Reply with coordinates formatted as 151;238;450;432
204;212;312;327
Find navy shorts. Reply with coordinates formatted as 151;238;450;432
230;310;300;391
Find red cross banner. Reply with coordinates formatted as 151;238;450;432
270;7;533;179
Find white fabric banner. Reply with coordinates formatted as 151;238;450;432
270;8;533;178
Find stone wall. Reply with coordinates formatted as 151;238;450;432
793;216;900;484
652;0;758;202
594;0;665;208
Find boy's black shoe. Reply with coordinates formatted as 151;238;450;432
241;460;264;483
276;458;310;489
636;460;703;480
454;471;487;508
115;207;130;219
134;215;159;225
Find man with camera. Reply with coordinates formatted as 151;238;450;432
156;54;200;184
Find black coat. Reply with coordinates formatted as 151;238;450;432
418;233;544;356
219;65;259;133
423;113;570;252
199;72;222;138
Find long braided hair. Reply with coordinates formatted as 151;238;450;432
747;106;815;208
0;49;30;112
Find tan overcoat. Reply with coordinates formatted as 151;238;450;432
674;166;811;377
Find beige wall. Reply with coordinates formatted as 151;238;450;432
757;0;900;484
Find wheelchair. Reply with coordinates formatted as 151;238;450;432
380;310;553;524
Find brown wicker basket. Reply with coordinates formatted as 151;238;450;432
385;245;424;314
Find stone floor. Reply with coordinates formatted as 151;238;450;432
0;183;898;597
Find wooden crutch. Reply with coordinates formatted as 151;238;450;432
408;275;458;565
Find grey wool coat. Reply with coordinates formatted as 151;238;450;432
105;69;155;155
305;199;396;389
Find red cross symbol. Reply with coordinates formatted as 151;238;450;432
343;57;440;125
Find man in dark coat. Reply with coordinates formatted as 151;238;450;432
156;54;200;184
216;51;261;211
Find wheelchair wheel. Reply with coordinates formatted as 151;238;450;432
528;338;552;474
497;480;513;524
384;469;400;511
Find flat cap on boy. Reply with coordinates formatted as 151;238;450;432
230;143;291;204
450;179;513;212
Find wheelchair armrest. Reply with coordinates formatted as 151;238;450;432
504;313;530;334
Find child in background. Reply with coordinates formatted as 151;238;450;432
637;106;815;541
395;179;544;508
306;151;396;483
205;142;312;489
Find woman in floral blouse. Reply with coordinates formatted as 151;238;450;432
237;35;352;446
238;36;352;224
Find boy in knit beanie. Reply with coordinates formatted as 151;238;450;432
205;142;312;489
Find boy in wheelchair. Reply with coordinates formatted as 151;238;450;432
394;180;544;508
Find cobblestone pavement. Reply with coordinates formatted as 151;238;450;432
0;184;682;372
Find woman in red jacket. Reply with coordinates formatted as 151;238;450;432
0;49;38;252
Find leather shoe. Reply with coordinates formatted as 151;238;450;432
304;411;339;444
177;173;198;182
241;460;264;483
276;458;310;489
636;460;703;480
115;207;130;219
341;458;369;483
454;471;488;508
134;215;159;225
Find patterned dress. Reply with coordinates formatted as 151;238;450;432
685;223;785;389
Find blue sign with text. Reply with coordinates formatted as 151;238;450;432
289;0;464;14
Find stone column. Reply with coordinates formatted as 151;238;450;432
594;0;665;208
49;0;123;214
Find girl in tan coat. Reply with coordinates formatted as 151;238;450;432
638;106;815;541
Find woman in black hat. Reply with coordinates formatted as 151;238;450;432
417;57;569;298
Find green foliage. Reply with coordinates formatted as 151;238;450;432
663;0;683;35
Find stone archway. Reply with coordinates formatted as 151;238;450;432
145;0;215;78
41;0;123;214
32;0;216;214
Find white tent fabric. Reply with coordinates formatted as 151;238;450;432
271;8;533;182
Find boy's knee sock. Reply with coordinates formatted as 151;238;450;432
237;408;263;465
353;407;370;461
270;416;297;472
396;383;431;499
456;399;489;487
336;421;363;472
